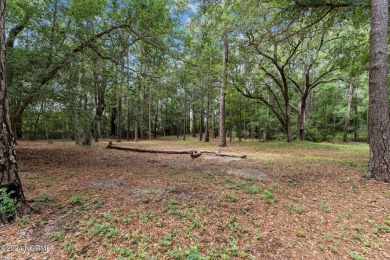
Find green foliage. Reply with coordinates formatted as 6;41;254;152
69;194;83;205
261;189;278;205
320;202;331;213
0;188;17;218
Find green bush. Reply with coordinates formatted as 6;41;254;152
0;188;17;218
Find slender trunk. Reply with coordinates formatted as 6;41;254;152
219;32;228;147
354;86;359;141
229;101;232;142
263;91;270;140
183;88;186;141
140;85;145;140
343;82;354;142
205;79;210;142
333;90;338;133
367;0;390;182
191;85;196;137
199;102;203;141
148;87;152;141
212;98;216;138
238;97;242;142
127;98;131;140
154;103;158;139
117;95;122;142
297;92;309;141
110;107;117;137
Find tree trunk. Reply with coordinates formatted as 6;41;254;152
148;87;152;141
367;0;390;183
117;95;122;142
263;91;270;140
219;32;228;147
0;0;31;219
183;88;187;141
238;97;242;142
140;85;145;140
191;85;196;137
205;79;210;142
297;91;309;141
110;107;117;137
212;98;216;138
127;98;131;140
343;82;354;142
354;86;359;141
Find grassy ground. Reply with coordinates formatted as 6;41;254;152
0;137;389;259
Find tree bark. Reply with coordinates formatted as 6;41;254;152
127;98;131;140
219;32;228;147
117;95;122;143
367;0;390;183
343;81;354;142
148;86;152;141
191;85;196;137
205;78;210;142
0;0;31;220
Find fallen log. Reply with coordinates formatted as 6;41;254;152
106;141;246;159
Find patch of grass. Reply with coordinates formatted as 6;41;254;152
117;247;134;258
261;189;278;205
284;204;306;214
166;199;182;216
63;241;76;257
15;215;30;226
373;225;390;234
320;202;331;213
51;231;66;241
89;222;119;238
347;251;365;260
69;194;83;205
225;193;237;202
244;185;260;194
296;230;306;238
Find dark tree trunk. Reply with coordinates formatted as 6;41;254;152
0;0;31;221
110;107;117;137
367;0;390;182
219;32;228;147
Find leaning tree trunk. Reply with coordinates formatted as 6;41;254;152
219;32;228;147
0;0;31;222
367;0;390;183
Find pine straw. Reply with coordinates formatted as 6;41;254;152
0;139;389;259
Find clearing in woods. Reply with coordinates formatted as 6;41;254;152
0;137;389;259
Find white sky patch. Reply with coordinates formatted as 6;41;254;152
187;3;199;13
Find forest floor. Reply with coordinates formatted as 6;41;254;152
0;137;389;259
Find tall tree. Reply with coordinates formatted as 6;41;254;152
219;31;228;147
0;0;31;222
366;0;389;182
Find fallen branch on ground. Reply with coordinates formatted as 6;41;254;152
106;141;246;159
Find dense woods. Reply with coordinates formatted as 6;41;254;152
5;0;373;144
1;0;390;222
